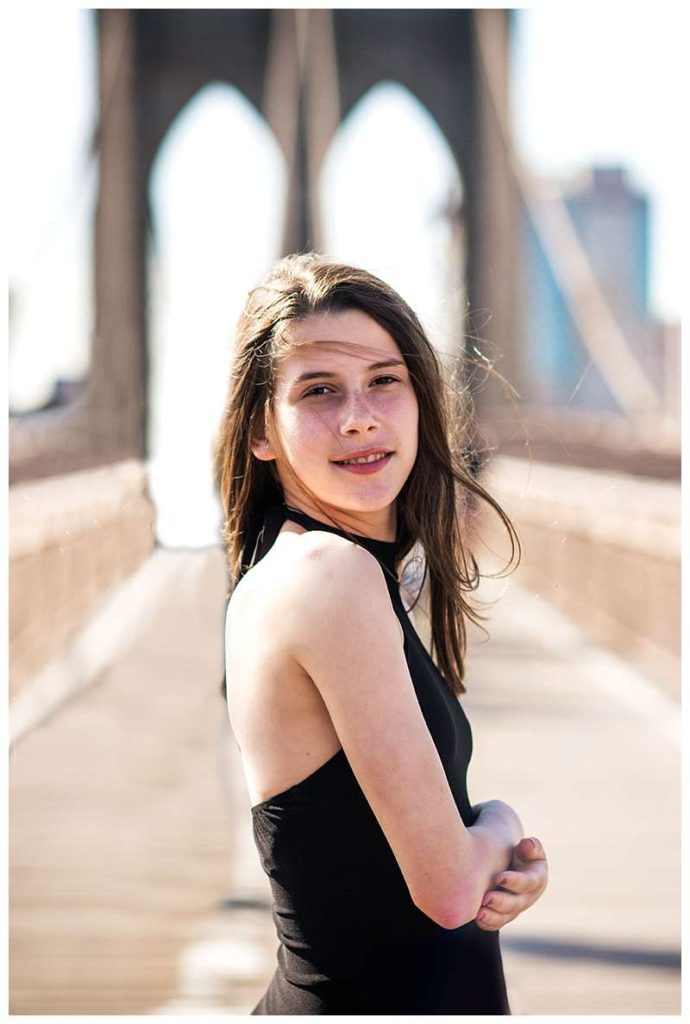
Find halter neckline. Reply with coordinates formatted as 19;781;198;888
280;503;399;576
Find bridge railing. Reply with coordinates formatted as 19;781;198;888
9;460;155;699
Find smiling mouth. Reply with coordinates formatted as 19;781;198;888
334;452;391;466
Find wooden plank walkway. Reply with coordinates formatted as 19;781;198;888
9;547;681;1014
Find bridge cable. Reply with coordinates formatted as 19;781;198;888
473;12;660;417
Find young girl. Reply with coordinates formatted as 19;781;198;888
214;254;548;1014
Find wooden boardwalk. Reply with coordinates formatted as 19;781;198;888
9;547;681;1014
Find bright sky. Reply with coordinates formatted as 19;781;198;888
7;4;685;545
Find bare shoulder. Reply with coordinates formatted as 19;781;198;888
276;530;396;641
286;529;388;592
225;528;389;638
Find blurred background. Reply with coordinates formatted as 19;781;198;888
8;6;682;1015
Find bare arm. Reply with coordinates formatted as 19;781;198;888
281;535;524;930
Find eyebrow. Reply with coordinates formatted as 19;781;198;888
291;359;406;385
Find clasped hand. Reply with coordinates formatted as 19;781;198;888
475;836;548;931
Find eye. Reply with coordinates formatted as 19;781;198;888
371;374;399;386
302;384;334;398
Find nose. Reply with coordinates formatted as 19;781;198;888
338;388;380;435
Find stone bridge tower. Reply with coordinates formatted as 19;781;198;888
10;8;519;484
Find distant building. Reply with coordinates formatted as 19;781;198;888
523;165;674;414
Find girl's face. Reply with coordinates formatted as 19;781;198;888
251;309;419;539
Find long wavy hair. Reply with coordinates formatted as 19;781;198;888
213;253;519;695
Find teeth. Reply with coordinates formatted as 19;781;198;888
339;452;388;465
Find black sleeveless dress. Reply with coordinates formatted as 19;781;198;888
234;504;510;1015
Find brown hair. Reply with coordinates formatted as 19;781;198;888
213;253;519;695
